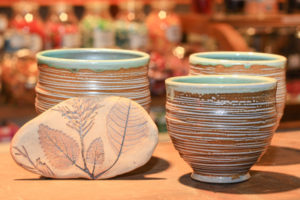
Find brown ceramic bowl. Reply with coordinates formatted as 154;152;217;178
189;52;286;128
165;75;277;183
36;48;150;113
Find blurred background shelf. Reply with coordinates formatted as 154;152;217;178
0;0;192;6
213;14;300;28
179;13;250;51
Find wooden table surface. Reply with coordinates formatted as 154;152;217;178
1;131;300;200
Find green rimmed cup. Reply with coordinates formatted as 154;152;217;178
36;48;150;113
189;51;286;128
165;75;277;183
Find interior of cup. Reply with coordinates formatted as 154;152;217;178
197;52;277;61
40;49;144;61
189;51;286;68
37;49;150;70
166;75;277;94
189;52;286;67
173;76;267;85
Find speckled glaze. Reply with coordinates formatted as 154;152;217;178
165;75;277;183
36;48;151;113
189;51;286;127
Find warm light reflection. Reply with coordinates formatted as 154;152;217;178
296;31;300;39
246;27;256;36
24;13;33;23
158;10;167;19
59;12;68;22
173;46;185;59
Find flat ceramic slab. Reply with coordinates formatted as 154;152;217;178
11;96;158;179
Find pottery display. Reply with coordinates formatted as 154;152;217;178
11;95;158;179
189;52;286;127
35;48;150;113
165;75;277;183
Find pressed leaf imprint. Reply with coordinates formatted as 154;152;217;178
13;146;55;177
38;124;80;169
35;158;55;177
53;97;104;179
54;97;102;138
95;97;149;178
13;97;153;179
86;137;105;175
107;98;149;154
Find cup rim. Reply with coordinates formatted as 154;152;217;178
37;48;150;71
189;51;286;68
165;75;277;94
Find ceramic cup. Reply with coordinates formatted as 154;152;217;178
165;75;277;183
36;48;150;113
189;52;286;127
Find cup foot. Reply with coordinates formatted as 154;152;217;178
191;172;250;183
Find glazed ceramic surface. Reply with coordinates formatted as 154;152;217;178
11;95;158;179
189;52;286;127
165;75;277;183
36;48;150;113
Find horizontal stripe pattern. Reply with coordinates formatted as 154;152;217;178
166;90;277;178
35;64;151;113
190;64;286;125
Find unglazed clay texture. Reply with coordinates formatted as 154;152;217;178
189;52;286;127
11;96;158;179
165;75;277;183
35;64;151;113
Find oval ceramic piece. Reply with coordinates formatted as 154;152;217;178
189;51;286;128
11;95;158;179
35;48;151;113
165;75;277;183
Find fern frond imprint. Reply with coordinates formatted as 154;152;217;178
54;97;103;137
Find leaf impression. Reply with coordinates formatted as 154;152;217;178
12;146;54;177
38;124;80;170
86;137;105;175
106;98;149;155
35;158;55;177
54;97;103;137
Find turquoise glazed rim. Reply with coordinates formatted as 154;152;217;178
37;48;150;72
189;51;286;68
165;75;277;94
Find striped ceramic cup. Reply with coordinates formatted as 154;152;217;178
165;75;277;183
189;52;286;128
36;48;150;113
